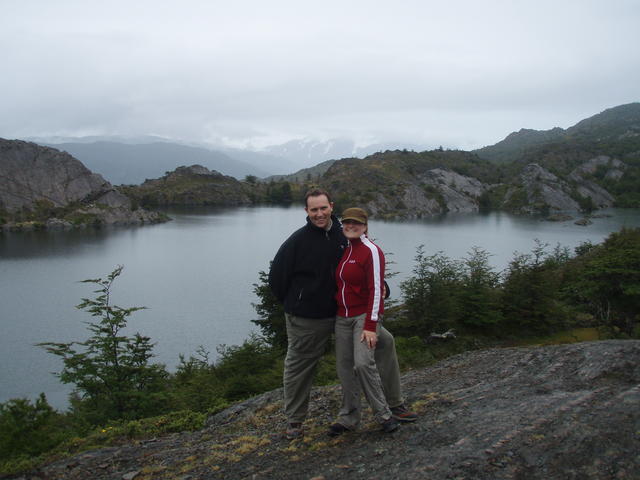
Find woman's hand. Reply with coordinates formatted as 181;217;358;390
360;329;378;349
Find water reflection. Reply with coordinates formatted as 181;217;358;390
0;228;114;259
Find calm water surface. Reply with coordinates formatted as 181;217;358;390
1;206;639;408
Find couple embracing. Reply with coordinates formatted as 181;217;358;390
268;188;417;439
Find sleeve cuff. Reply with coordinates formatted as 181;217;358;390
364;318;377;332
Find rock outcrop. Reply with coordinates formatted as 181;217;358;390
507;163;581;214
0;139;166;229
122;164;252;206
419;168;486;213
567;155;622;208
29;340;640;479
500;158;626;215
322;149;626;219
0;139;110;211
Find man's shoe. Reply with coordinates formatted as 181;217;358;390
285;422;303;439
381;417;399;433
390;404;418;422
327;423;351;437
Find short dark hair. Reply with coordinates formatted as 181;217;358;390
304;188;332;207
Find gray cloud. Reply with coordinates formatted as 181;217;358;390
1;0;638;150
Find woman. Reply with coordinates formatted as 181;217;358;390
329;207;416;436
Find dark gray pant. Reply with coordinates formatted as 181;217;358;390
335;314;403;427
283;313;335;423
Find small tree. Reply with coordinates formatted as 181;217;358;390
244;174;258;184
400;246;463;336
458;247;502;330
39;266;169;424
501;240;567;334
0;394;67;460
565;228;640;336
251;269;286;349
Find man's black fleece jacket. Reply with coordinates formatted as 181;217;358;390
269;215;347;319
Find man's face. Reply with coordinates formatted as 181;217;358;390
305;194;333;229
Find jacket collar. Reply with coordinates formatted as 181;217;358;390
348;234;367;246
306;214;341;233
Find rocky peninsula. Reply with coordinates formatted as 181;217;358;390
0;139;166;231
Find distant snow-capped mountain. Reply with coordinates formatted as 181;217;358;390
25;135;297;184
263;138;358;168
24;134;432;185
262;138;431;169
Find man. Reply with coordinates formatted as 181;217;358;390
269;188;346;439
269;189;417;439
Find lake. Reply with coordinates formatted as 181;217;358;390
1;206;639;409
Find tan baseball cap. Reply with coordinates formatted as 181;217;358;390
341;207;368;224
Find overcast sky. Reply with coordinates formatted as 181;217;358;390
1;0;638;151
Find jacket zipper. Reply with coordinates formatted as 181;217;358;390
338;245;352;317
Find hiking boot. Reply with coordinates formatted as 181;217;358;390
327;423;352;437
381;417;399;433
390;403;418;422
285;422;303;439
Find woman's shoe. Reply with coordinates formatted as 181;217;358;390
381;417;399;433
285;422;304;439
390;403;418;422
327;423;352;437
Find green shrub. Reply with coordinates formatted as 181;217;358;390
0;394;67;460
395;336;434;370
214;335;283;401
562;228;640;336
400;247;464;336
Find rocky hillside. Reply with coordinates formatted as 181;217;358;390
322;149;626;218
120;165;253;207
27;340;640;479
0;139;166;230
318;104;639;218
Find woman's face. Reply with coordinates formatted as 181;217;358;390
342;219;366;239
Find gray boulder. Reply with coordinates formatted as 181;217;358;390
517;163;580;213
568;156;622;208
418;168;485;213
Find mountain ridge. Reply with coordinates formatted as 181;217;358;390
474;102;640;163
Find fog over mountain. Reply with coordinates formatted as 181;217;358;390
40;141;265;185
2;1;638;154
30;135;428;184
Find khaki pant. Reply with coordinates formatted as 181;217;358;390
283;313;335;423
335;314;403;427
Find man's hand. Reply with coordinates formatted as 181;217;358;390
360;329;378;349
